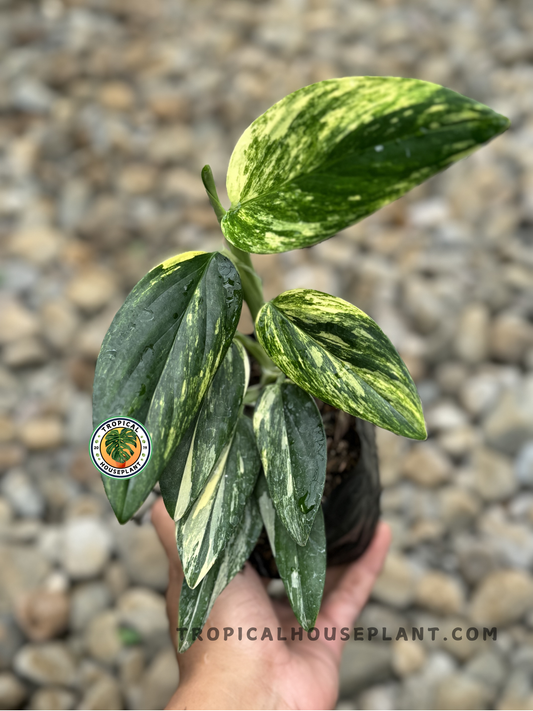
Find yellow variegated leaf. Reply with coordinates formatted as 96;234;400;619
93;251;242;523
177;416;260;588
177;498;263;652
222;77;509;254
159;340;249;521
256;289;426;440
253;382;326;546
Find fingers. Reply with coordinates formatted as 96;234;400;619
319;521;391;663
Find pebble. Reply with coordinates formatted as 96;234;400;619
70;582;112;632
470;447;517;502
515;440;533;487
454;303;490;364
66;267;118;313
0;614;24;670
28;687;76;710
415;571;465;616
339;642;392;696
40;300;79;352
138;648;179;711
3;337;48;368
77;674;123;710
0;671;27;710
391;639;427;677
13;643;77;686
484;376;533;455
19;418;64;451
0;469;45;518
116;588;168;654
15;588;70;642
114;523;168;592
0;544;51;614
371;553;420;609
460;371;502;418
489;311;533;364
401;442;451;487
470;569;533;626
439;487;481;530
8;226;63;266
61;517;113;580
84;610;122;664
356;683;398;711
0;300;39;345
434;672;491;710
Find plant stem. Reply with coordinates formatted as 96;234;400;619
201;165;226;223
201;165;266;323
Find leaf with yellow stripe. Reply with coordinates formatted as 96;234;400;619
253;382;326;546
177;415;261;589
255;475;326;630
159;340;249;521
92;251;243;523
176;497;262;652
221;77;509;254
256;289;426;440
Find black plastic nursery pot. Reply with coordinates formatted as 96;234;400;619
249;399;382;577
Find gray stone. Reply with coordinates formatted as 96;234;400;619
0;672;27;710
0;469;45;518
139;648;179;710
484;376;533;455
84;611;122;665
13;642;77;686
516;441;533;487
0;544;51;614
356;683;399;711
339;642;392;696
114;523;168;592
371;553;420;609
470;569;533;626
434;672;492;710
470;447;517;502
70;582;112;632
464;651;507;695
454;303;490;364
116;588;168;655
77;674;122;710
61;517;113;580
29;687;76;710
0;614;24;671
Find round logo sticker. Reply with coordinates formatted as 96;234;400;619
90;418;152;479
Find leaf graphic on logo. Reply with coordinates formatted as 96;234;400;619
105;428;137;464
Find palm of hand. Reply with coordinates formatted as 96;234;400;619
152;498;390;711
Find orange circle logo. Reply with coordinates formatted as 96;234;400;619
90;418;151;479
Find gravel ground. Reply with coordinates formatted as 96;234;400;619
0;0;532;709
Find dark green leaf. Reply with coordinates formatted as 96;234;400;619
92;251;243;523
159;340;249;521
253;382;326;546
177;497;263;653
256;288;426;440
222;77;509;254
255;475;326;630
177;415;261;588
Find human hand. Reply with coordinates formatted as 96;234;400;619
151;497;391;710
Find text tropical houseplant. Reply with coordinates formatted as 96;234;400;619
92;77;509;651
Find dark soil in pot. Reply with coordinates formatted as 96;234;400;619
246;357;382;578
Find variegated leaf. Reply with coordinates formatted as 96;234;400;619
255;475;326;630
159;340;249;521
177;497;263;652
177;415;260;588
221;77;509;254
256;289;426;440
92;251;242;524
253;382;326;546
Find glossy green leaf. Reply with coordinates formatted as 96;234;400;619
256;289;426;440
177;415;261;588
221;77;509;254
253;382;326;546
92;251;243;523
255;475;326;630
177;497;263;653
159;340;249;521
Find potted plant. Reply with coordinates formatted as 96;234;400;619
92;76;508;652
